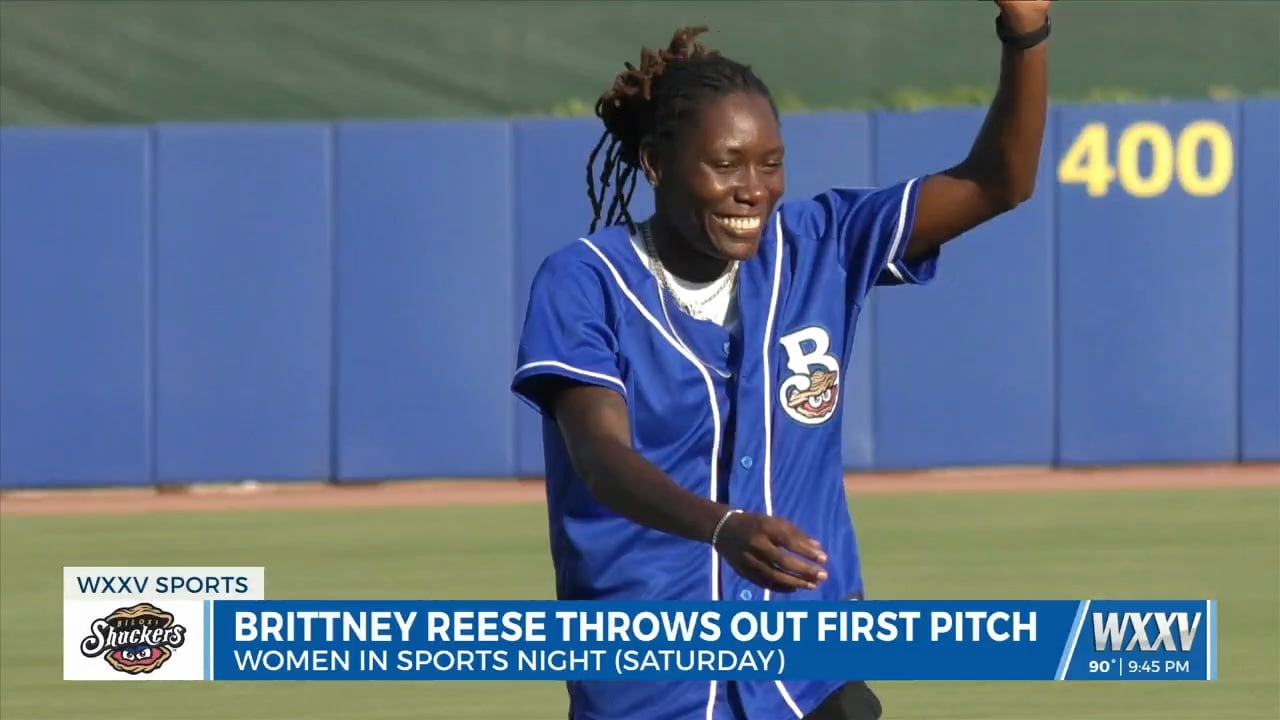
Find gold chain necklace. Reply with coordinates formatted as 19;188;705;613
639;221;739;321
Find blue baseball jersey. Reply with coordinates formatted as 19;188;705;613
511;177;938;720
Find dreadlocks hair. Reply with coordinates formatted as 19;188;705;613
585;26;778;234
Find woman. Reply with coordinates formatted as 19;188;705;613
511;2;1051;718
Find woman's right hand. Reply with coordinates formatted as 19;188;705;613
713;511;829;593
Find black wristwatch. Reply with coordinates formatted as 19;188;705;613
996;14;1051;50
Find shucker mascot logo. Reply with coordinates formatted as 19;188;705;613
778;326;840;425
79;603;187;674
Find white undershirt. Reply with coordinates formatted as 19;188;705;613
631;230;740;330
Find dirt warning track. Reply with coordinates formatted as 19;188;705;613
1;464;1275;518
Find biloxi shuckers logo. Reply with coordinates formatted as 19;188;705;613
778;326;841;425
79;603;187;674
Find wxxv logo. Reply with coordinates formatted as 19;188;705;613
79;603;188;674
1092;611;1202;652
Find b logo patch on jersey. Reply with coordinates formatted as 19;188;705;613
778;326;840;425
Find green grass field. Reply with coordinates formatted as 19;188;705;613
2;487;1277;720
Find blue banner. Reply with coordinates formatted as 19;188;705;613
207;600;1216;682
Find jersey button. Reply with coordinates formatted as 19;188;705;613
722;341;730;354
740;456;753;469
739;589;753;600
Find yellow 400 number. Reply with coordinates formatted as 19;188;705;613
1058;120;1234;198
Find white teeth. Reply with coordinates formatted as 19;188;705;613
715;215;761;232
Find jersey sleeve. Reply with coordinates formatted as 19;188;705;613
511;253;625;417
805;175;939;298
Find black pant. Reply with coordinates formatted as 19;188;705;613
800;590;882;720
800;681;883;720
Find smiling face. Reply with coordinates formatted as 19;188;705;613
642;91;786;265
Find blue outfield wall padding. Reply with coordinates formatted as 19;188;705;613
335;120;515;480
870;108;1057;470
1239;99;1280;462
510;117;619;478
0;128;152;488
776;112;876;471
1055;101;1241;465
153;124;333;483
1;99;1272;490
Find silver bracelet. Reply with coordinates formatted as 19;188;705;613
710;509;743;548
